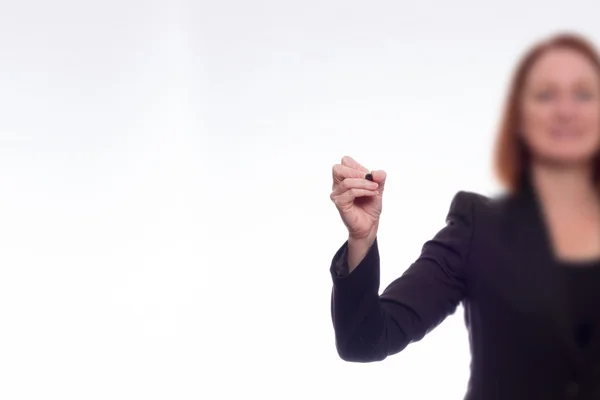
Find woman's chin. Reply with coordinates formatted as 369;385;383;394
542;148;599;166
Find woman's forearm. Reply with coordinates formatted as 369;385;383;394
347;235;376;272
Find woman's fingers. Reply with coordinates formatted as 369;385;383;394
330;187;379;209
341;156;369;173
331;157;385;198
330;176;379;211
331;177;378;196
332;164;370;188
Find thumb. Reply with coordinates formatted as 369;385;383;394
370;170;386;191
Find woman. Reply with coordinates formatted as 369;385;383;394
329;32;600;399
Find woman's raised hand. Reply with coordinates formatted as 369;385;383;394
330;156;386;241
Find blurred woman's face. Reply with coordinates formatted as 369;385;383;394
521;47;600;167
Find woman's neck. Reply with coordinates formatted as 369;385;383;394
530;163;598;209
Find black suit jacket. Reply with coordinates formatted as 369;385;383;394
330;185;600;399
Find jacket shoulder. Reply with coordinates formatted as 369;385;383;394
448;190;493;214
451;190;492;207
447;190;507;225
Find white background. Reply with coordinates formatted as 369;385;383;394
1;1;599;399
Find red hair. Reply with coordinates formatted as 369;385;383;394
494;31;600;192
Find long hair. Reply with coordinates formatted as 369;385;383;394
494;31;600;193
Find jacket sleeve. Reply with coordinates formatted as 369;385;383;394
330;191;475;362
